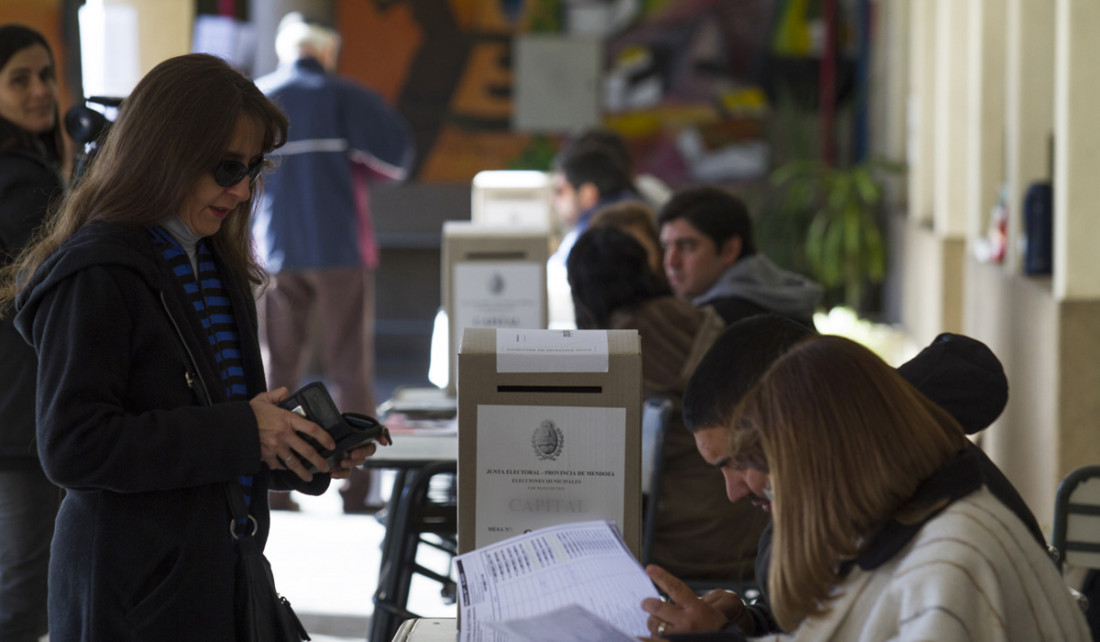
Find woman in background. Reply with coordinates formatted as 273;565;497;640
568;226;770;582
0;23;67;642
728;335;1088;640
588;199;664;278
0;53;383;639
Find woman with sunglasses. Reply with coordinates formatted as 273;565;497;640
0;23;67;642
0;53;383;639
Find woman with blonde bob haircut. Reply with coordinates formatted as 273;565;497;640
729;335;1088;640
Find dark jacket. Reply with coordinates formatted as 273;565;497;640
693;254;822;328
14;222;328;640
253;57;413;273
0;146;62;468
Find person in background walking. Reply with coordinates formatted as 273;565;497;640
253;12;413;513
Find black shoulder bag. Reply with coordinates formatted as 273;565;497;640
160;291;309;640
226;484;310;641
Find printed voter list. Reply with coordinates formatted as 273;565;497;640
454;520;657;642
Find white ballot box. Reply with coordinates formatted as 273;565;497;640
456;328;643;559
471;170;553;230
442;222;550;395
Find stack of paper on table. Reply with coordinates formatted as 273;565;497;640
378;386;458;433
454;520;658;642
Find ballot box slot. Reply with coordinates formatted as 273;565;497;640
465;251;529;260
496;385;603;394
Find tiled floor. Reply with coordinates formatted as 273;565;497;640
266;473;457;642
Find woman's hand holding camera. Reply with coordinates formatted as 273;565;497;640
250;387;336;480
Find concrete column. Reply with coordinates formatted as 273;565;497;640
78;0;194;96
870;0;909;207
964;0;1006;243
931;0;968;238
1053;0;1100;300
906;0;936;224
1003;0;1055;275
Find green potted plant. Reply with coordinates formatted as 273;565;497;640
768;158;902;311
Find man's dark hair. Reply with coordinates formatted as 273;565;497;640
657;185;756;256
567;226;670;329
683;316;1014;439
553;139;635;199
683;314;812;432
565;127;633;174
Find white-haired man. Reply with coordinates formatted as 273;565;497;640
253;13;413;512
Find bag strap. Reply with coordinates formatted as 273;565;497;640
225;482;258;540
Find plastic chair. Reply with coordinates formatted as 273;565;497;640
641;396;673;566
1050;464;1100;623
370;460;458;642
1051;465;1100;574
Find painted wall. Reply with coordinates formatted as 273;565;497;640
875;0;1100;531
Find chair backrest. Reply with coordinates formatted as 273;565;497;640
1052;465;1100;572
641;396;673;565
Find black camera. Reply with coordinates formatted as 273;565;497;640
64;96;122;184
279;382;390;474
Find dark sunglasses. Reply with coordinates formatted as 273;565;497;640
212;158;266;187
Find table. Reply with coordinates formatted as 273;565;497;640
391;617;458;642
370;429;457;467
365;412;458;642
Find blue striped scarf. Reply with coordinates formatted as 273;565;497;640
150;226;255;510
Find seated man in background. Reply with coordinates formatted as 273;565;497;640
658;187;821;328
641;315;1048;638
547;136;640;326
567;226;771;582
561;127;672;208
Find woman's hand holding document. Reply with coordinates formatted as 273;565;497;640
454;520;659;641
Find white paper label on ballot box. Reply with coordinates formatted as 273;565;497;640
495;329;610;373
475;404;626;549
454;262;543;352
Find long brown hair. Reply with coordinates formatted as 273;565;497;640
0;53;287;306
730;335;966;631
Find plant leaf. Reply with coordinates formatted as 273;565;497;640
853;167;881;206
820;217;846;286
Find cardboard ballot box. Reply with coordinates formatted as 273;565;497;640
470;170;553;230
442;222;550;394
456;328;643;558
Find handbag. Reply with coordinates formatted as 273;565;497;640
226;483;310;641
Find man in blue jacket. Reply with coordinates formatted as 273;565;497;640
253;12;413;512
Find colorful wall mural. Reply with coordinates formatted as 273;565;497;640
333;0;787;186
